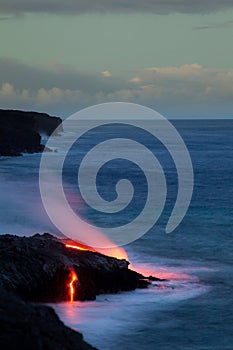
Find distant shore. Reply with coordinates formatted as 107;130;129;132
0;109;63;156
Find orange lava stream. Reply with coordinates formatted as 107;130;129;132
64;242;128;261
65;243;92;251
68;270;78;303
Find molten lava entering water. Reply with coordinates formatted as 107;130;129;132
68;269;78;303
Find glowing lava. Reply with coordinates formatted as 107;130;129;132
68;269;78;303
65;243;94;252
65;242;128;261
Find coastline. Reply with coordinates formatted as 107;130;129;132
0;109;62;156
0;233;162;349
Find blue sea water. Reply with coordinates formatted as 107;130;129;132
0;119;233;349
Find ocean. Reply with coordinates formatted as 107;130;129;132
0;119;233;350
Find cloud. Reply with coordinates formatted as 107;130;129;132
0;16;10;20
0;58;129;94
101;70;111;78
129;64;233;116
0;58;133;116
0;11;23;20
1;60;233;118
193;19;233;30
0;0;233;15
130;77;141;83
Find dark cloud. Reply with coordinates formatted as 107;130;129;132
0;58;135;116
1;60;233;118
0;0;233;15
0;58;130;94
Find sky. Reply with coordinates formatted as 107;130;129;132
1;1;233;118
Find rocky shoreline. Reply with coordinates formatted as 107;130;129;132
0;109;63;156
0;233;164;349
0;288;97;350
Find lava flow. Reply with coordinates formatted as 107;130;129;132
65;241;128;261
68;269;78;303
65;243;95;252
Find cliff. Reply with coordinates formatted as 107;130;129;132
0;288;97;350
0;109;63;156
0;233;151;302
0;233;160;350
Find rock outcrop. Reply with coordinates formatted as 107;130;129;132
0;288;96;350
0;109;63;156
0;233;160;350
0;233;151;302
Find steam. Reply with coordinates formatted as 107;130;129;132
0;172;57;236
0;169;128;259
39;175;128;259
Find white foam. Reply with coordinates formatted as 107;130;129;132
52;259;209;350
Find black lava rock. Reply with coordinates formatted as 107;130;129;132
0;109;63;156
